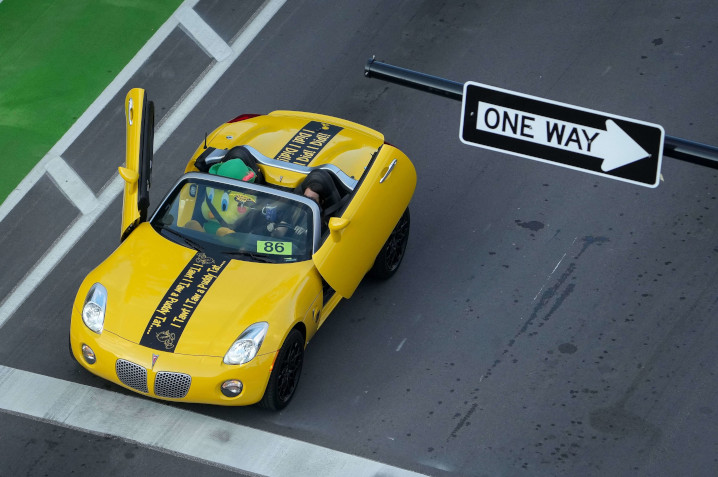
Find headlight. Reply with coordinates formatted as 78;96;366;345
82;283;107;334
223;322;268;365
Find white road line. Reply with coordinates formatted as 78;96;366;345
0;158;48;223
0;0;199;225
551;252;567;274
0;176;122;329
0;0;285;330
396;338;407;351
0;366;426;477
45;156;99;214
176;5;232;61
154;0;287;148
0;3;426;476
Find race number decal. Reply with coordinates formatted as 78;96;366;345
257;240;292;255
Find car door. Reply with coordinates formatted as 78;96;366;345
313;144;417;298
119;88;154;240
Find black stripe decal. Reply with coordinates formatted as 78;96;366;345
273;120;343;165
140;252;228;352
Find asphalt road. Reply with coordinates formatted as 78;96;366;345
1;0;717;476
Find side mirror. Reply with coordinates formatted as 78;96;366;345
327;217;350;241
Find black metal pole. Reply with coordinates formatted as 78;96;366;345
365;57;718;170
365;57;463;101
663;135;718;170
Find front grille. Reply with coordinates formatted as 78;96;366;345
154;371;191;398
115;359;148;393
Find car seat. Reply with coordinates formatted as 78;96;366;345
295;169;343;216
223;146;265;184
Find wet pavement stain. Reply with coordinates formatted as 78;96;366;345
589;405;661;441
558;343;578;354
453;233;612;441
515;219;545;232
519;263;577;337
448;403;478;440
576;236;609;259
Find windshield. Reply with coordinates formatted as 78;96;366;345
150;176;318;263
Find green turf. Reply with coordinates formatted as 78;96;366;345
0;0;183;204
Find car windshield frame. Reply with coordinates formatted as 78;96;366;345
149;172;322;263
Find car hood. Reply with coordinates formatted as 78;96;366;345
91;224;315;357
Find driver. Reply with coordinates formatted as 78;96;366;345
264;174;329;237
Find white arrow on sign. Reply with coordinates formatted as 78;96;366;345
476;102;650;171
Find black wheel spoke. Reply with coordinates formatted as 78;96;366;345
385;214;408;270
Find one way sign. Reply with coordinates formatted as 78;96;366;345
460;82;665;187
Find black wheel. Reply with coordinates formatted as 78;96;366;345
259;329;304;410
369;208;410;279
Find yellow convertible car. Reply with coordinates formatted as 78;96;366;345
69;89;416;409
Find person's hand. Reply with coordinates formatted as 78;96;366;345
293;225;307;235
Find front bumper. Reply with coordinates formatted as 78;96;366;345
70;323;276;406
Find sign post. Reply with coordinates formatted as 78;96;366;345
460;82;665;188
365;57;718;185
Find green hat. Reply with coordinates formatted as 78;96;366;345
208;159;256;182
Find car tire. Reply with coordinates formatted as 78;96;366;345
259;329;304;411
369;208;410;279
